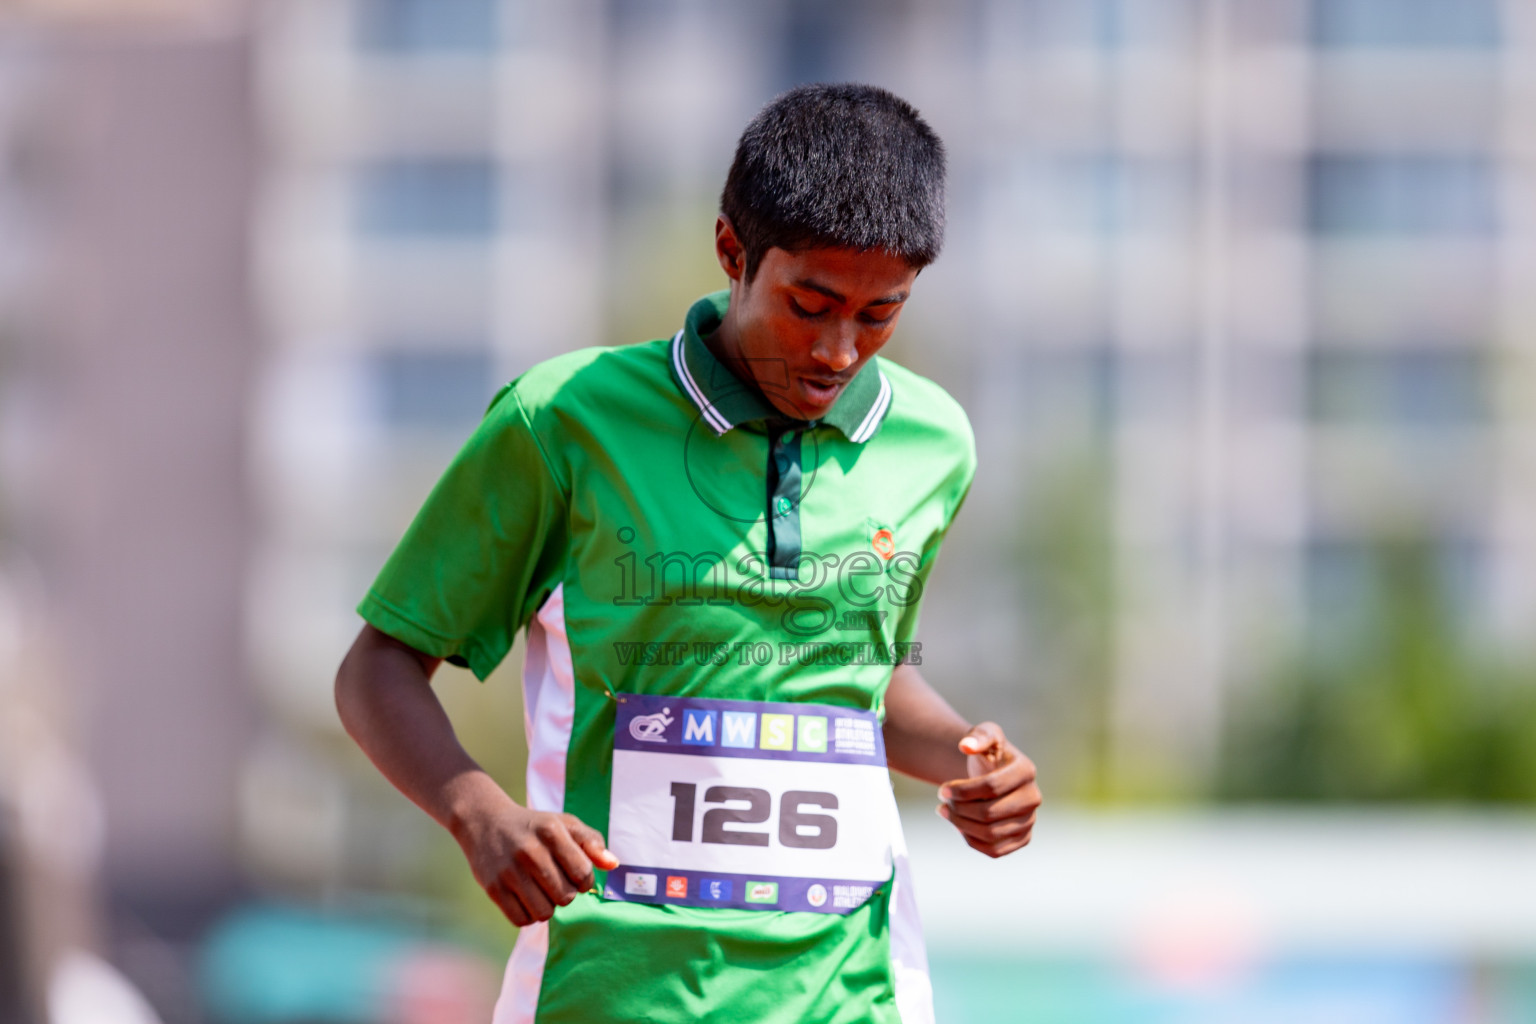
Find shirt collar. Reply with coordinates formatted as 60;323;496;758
668;290;893;443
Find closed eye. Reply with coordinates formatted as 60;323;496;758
789;297;828;319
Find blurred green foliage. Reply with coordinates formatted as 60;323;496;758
1013;455;1536;804
1219;535;1536;802
1012;452;1119;802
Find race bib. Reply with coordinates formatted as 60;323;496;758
603;693;896;914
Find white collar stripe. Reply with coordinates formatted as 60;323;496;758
849;369;892;443
672;330;731;435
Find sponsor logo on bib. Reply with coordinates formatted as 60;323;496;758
807;883;828;908
797;716;828;753
681;709;716;745
629;708;674;743
759;714;794;751
624;873;657;896
745;881;779;904
665;876;688;898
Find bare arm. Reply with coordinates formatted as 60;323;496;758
882;662;972;784
335;624;617;926
882;662;1042;857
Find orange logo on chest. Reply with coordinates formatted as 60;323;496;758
871;528;896;560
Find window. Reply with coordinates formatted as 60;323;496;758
1311;0;1500;49
1017;0;1196;50
1032;155;1194;236
372;348;496;430
355;0;500;54
1023;347;1194;432
1308;156;1496;236
1053;156;1129;236
1024;347;1119;434
780;0;884;86
1307;349;1488;428
356;158;498;238
608;0;674;33
1304;534;1485;653
1305;537;1374;644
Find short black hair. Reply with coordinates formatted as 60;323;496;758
720;83;946;281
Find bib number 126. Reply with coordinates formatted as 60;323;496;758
668;783;838;850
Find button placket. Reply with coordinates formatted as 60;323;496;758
765;427;804;581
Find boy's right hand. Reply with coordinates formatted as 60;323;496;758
452;796;620;927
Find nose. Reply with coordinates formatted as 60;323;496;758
812;321;858;373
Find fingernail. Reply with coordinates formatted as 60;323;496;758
938;787;952;802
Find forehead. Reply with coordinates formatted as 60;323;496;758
758;245;920;298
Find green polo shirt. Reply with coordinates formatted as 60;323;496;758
359;290;975;1024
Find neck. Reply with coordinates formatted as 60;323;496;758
702;289;749;382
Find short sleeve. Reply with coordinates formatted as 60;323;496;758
891;437;977;654
357;382;570;680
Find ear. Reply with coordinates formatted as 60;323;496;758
715;215;746;282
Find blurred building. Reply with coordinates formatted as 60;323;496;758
946;0;1536;794
0;2;259;1020
243;0;613;896
246;0;1536;869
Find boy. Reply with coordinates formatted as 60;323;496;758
336;83;1040;1024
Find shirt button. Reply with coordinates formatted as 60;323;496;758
774;496;792;515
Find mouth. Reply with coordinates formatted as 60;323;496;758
797;375;849;408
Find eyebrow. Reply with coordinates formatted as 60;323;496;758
792;279;909;307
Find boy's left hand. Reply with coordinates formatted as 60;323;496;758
936;722;1041;858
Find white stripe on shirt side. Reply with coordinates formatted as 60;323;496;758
492;584;575;1024
888;800;936;1024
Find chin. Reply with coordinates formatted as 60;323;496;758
794;385;845;418
778;395;827;420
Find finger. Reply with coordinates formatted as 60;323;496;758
485;883;532;928
941;751;1036;804
563;814;620;871
543;820;598;893
939;806;1036;859
945;783;1042;825
938;802;1035;845
505;870;557;922
963;831;1032;859
513;838;580;908
957;721;1005;757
